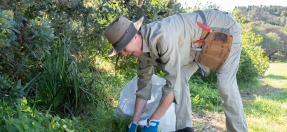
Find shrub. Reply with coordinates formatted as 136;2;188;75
0;74;25;101
189;76;221;111
237;29;269;82
0;74;36;102
0;97;75;132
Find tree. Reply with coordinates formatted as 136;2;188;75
264;32;284;60
0;0;185;116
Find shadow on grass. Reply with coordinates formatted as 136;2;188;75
240;85;287;106
264;74;287;80
267;90;287;102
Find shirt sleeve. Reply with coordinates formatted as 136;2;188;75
156;33;181;103
136;54;154;100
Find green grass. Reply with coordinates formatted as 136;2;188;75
244;63;287;132
261;63;287;88
75;62;287;132
245;93;287;131
73;107;131;132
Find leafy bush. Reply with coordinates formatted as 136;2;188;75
0;74;25;101
189;76;221;111
0;97;75;132
237;29;269;82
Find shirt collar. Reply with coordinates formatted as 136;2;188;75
140;27;150;53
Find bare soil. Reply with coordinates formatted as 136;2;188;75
192;110;226;132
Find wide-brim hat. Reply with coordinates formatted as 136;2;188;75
104;16;144;57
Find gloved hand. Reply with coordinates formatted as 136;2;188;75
128;122;138;132
141;119;160;132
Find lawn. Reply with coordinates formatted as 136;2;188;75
243;63;287;132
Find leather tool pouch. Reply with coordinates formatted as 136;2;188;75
194;10;233;71
195;31;233;71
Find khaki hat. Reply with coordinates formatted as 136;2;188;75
104;16;144;57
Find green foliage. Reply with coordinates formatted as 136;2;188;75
265;32;284;50
73;108;131;132
0;1;56;85
240;21;287;57
0;9;20;47
189;76;221;111
235;5;287;26
0;97;75;132
237;29;269;82
0;0;279;131
0;74;25;101
35;41;103;117
104;66;137;101
236;6;287;61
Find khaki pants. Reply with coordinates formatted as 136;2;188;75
175;22;248;132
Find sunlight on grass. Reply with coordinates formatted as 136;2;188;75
245;91;287;131
94;56;115;72
261;63;287;88
95;57;137;101
244;63;287;131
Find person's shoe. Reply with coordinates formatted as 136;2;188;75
176;127;194;132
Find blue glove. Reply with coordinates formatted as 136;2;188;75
141;120;160;132
128;122;138;132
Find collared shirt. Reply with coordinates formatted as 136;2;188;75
136;9;237;102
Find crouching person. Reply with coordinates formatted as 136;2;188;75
104;9;248;132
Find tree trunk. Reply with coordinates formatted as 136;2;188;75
268;50;279;60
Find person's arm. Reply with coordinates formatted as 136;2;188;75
128;53;154;131
131;97;148;123
150;91;174;120
132;53;154;123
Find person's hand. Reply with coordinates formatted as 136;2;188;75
141;120;160;132
127;122;138;132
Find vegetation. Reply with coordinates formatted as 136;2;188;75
0;97;75;132
191;63;287;131
235;6;287;61
243;63;287;132
0;0;274;131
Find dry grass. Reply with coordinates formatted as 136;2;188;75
192;109;226;132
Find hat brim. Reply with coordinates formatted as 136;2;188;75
107;17;144;57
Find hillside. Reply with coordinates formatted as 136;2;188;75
235;5;287;60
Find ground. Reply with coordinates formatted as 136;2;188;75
192;63;287;132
